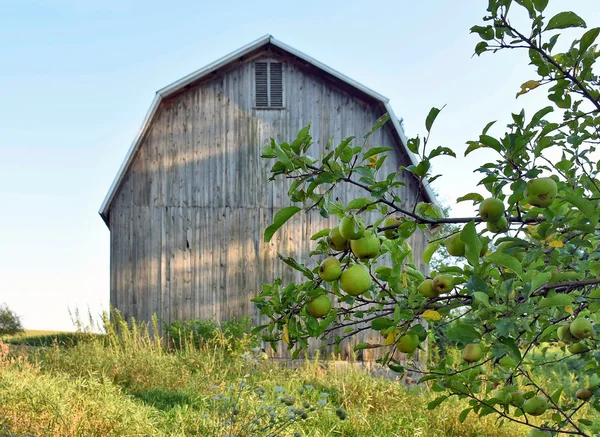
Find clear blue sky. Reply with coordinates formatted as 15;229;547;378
1;1;598;330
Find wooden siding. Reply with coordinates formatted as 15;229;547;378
109;48;428;360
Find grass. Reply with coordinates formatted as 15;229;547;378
1;329;101;348
0;315;573;437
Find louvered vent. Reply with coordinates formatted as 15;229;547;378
255;61;283;108
255;62;269;107
269;63;283;107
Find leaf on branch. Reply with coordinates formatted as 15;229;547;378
363;147;394;161
456;193;484;204
580;27;600;53
545;11;587;31
461;221;483;267
345;198;372;211
422;242;439;265
516;80;541;98
532;0;548;12
547;240;564;248
425;107;442;132
538;294;575;309
446;322;481;344
353;342;381;351
264;206;302;242
487;252;523;278
310;229;330;241
474;41;488;56
428;146;456;159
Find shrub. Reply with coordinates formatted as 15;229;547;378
0;304;23;337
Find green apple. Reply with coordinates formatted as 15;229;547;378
511;391;525;407
557;324;576;342
418;279;437;298
569;342;589;354
382;216;400;240
493;389;512;405
396;334;420;353
306;294;332;318
328;227;348;251
479;198;505;222
340;264;372;296
525;177;558;208
433;274;454;295
318;257;342;282
350;231;381;259
523;395;549;416
576;388;593;401
444;234;465;257
529;430;552;437
487;216;509;234
462;343;483;363
339;215;365;240
570;318;593;339
415;202;443;219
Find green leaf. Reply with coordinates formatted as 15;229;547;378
428;146;456;159
470;25;495;41
422;242;440;265
473;292;491;308
532;0;548;12
580;27;600;53
335;136;355;159
482;120;497;135
528;106;554;128
353;342;379;351
310;229;330;241
538;294;575;309
428;395;449;410
371;317;395;331
461;221;483;267
264;206;302;242
530;271;552;291
345;198;372;211
545;11;587;31
364;114;390;142
363;147;394;160
565;196;599;223
487;252;523;277
426;107;442;132
515;0;536;18
446;323;481;344
479;135;503;152
459;408;472;423
474;41;488;56
457;193;484;204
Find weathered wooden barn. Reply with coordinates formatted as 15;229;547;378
99;35;436;358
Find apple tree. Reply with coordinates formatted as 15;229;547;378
252;0;600;435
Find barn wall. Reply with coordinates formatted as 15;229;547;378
109;48;429;360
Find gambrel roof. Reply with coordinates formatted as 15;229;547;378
99;35;437;224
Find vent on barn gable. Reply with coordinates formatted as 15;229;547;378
255;62;283;108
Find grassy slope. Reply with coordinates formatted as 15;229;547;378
0;333;535;437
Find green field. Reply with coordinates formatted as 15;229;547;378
0;321;570;437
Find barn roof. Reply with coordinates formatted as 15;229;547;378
99;35;437;224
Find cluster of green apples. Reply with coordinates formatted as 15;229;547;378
417;274;455;298
305;213;380;318
479;197;508;234
557;317;595;354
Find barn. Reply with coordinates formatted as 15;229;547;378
99;35;436;359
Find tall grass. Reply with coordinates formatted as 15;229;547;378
0;312;534;437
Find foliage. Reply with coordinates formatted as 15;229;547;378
2;331;101;348
255;1;600;435
0;304;23;337
164;316;260;352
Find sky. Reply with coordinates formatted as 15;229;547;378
0;1;598;331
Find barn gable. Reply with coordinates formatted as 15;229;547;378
99;35;436;226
